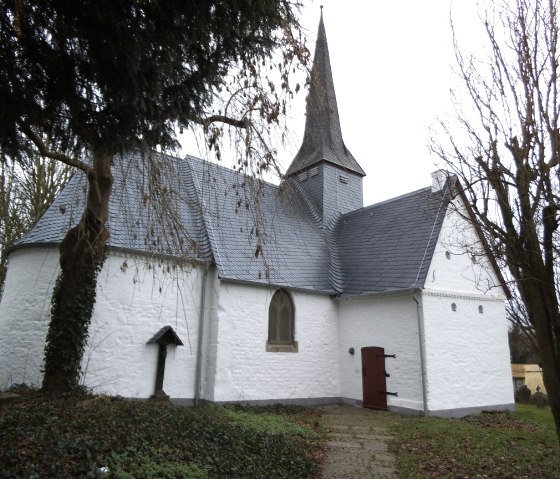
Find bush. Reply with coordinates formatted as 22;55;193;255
530;390;548;408
0;393;323;479
106;448;209;479
514;385;531;404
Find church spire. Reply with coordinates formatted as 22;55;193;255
286;9;365;177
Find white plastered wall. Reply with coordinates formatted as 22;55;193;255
211;281;340;402
84;253;206;398
0;247;60;389
337;294;423;412
0;247;212;399
421;200;514;413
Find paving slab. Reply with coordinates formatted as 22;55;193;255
319;404;398;479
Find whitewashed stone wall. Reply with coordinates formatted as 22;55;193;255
83;253;205;398
337;294;423;412
0;248;60;389
420;202;513;414
211;281;340;402
421;293;513;413
426;199;506;299
0;247;209;399
0;197;514;413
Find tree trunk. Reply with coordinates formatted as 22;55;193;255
521;281;560;443
42;150;113;394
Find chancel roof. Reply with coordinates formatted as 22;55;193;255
333;187;449;296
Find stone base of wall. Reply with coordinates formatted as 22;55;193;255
389;402;516;418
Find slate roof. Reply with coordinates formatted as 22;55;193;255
186;155;333;291
13;150;335;293
13;151;210;262
285;12;365;177
333;187;449;296
13;150;451;297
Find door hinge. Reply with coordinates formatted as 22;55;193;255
379;390;398;397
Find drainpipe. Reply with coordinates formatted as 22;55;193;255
194;265;208;407
413;293;429;417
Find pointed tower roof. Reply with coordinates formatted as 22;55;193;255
286;10;365;177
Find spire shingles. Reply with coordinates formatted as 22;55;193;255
286;11;365;177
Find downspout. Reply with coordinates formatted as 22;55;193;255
194;264;208;407
413;292;429;417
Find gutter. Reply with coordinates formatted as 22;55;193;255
219;276;335;297
6;242;209;267
413;292;429;417
334;287;418;301
194;264;209;407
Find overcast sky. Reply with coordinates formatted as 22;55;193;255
180;0;487;206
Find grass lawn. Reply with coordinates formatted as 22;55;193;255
0;392;324;478
390;404;560;479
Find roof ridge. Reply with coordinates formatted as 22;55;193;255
340;186;434;218
185;154;283;192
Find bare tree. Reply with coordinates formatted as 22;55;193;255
431;0;560;442
0;154;71;294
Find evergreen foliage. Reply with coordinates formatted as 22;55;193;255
0;0;302;159
0;395;323;478
0;0;307;393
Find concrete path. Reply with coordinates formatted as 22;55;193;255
319;404;398;479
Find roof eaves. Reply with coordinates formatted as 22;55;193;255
335;287;423;301
219;275;336;296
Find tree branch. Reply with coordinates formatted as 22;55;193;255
19;122;91;173
185;114;250;129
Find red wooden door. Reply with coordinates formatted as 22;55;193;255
361;346;387;410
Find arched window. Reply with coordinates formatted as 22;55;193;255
267;289;298;352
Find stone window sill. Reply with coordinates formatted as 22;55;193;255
266;341;298;353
